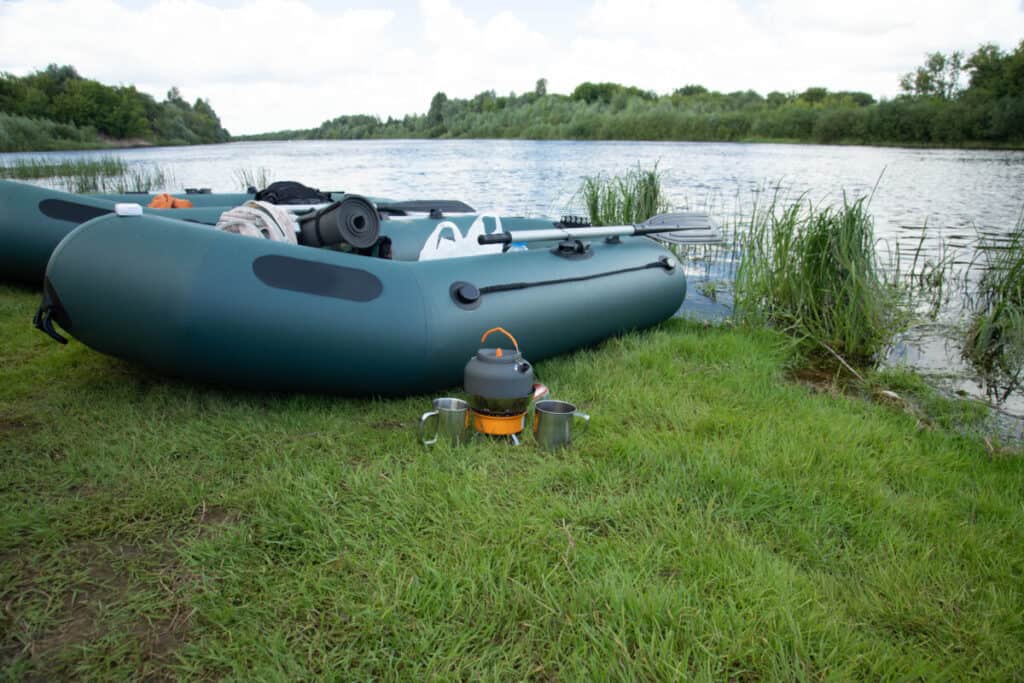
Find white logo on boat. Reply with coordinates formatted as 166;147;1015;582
418;215;505;261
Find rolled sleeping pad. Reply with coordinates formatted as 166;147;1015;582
298;195;380;249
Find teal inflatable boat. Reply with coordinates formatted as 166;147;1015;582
35;207;690;395
0;180;475;284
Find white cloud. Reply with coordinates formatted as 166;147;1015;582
417;0;553;96
0;0;1022;133
0;0;408;132
571;0;1024;96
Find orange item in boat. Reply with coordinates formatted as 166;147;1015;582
147;193;193;209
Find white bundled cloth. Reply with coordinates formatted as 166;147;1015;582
216;201;298;244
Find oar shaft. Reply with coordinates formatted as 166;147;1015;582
480;226;643;244
478;223;714;245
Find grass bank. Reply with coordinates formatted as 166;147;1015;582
1;284;1021;679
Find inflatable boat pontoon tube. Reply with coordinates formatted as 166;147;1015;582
37;211;686;395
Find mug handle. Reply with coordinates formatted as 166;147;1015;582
419;410;439;445
574;412;590;436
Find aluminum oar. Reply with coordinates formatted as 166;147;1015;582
477;212;721;246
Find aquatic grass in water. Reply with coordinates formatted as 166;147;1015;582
234;166;272;191
0;156;173;193
106;165;174;194
733;192;907;367
580;163;731;270
0;156;128;180
60;164;174;194
580;164;670;226
963;212;1024;400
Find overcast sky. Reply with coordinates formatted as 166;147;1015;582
1;0;1022;135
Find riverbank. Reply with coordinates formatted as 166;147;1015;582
2;283;1020;679
11;134;1024;155
228;133;1024;153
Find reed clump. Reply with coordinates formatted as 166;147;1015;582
581;164;670;225
0;155;128;181
62;164;172;193
963;213;1024;400
0;156;172;193
108;166;173;194
234;166;272;191
733;193;906;368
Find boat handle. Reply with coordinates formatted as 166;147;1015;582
33;304;68;345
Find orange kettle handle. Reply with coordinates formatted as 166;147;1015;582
481;327;519;351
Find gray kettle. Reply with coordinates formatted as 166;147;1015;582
463;327;547;435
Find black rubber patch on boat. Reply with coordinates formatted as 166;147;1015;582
252;255;382;302
39;199;111;223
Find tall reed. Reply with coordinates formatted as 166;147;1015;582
108;166;173;193
580;164;669;225
0;156;128;180
0;156;172;193
733;192;906;367
234;166;272;191
963;212;1024;400
60;164;172;193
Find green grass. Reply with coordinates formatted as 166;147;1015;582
964;212;1024;401
1;283;1021;679
581;164;670;226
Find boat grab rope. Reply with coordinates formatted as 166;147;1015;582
478;256;674;296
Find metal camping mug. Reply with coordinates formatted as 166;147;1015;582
418;397;471;446
532;400;590;450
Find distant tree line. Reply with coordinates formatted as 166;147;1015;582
0;64;230;151
243;41;1024;148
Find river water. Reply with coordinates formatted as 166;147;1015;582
6;139;1022;243
4;139;1024;422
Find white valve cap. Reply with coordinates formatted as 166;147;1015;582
114;203;144;217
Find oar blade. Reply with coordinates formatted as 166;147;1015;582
377;199;476;214
642;212;722;244
652;231;723;245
